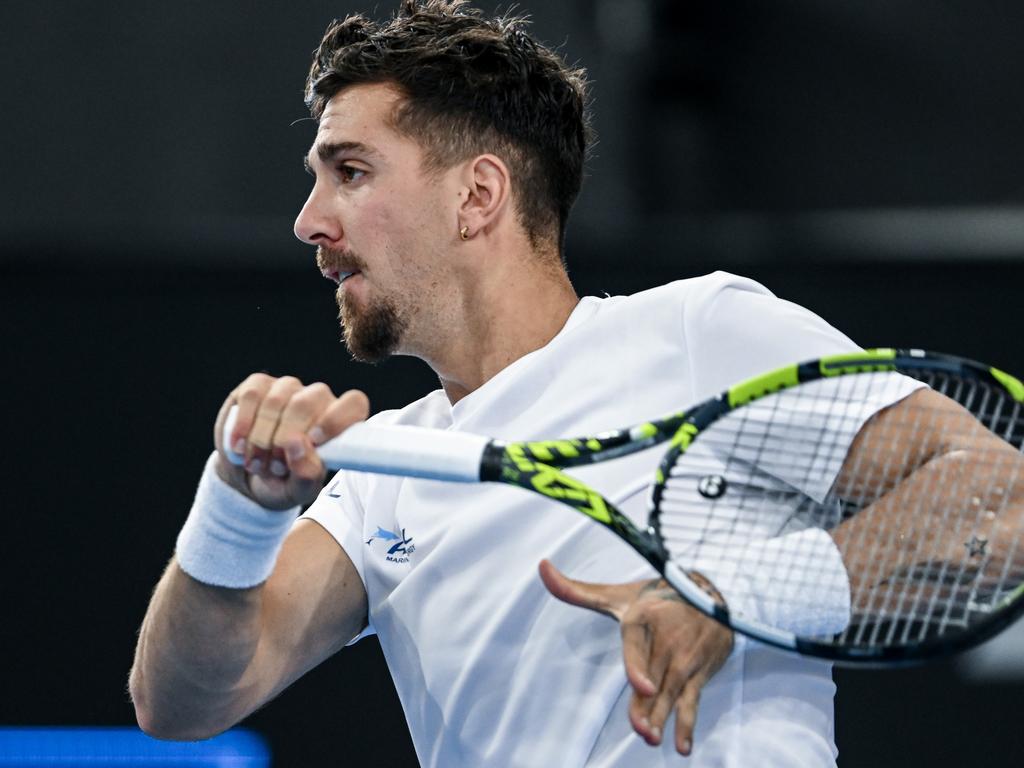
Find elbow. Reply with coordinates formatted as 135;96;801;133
133;707;179;742
129;671;231;742
134;706;229;743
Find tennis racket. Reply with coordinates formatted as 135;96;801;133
224;349;1024;664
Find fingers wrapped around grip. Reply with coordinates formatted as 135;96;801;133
213;375;369;510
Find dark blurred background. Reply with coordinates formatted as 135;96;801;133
3;1;1024;765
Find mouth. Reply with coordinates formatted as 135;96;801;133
320;267;362;285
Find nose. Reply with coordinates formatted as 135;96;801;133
294;184;343;246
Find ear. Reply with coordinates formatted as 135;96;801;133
456;154;511;239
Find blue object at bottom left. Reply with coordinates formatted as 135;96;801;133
0;726;271;767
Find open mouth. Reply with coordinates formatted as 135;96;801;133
321;267;362;284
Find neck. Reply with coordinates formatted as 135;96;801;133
419;255;579;404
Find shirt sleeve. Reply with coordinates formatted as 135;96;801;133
302;469;377;643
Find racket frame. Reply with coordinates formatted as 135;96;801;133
479;348;1024;664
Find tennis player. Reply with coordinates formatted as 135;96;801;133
130;2;913;764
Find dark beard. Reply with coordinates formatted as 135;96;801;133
339;289;407;363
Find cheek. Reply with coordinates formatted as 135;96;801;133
353;193;390;234
361;182;415;237
380;192;444;253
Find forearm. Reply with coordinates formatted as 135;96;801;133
832;441;1024;616
130;560;265;740
130;380;371;739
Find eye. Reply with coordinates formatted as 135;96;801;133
337;164;366;184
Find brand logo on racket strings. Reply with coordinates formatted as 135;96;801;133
365;526;416;563
698;475;727;499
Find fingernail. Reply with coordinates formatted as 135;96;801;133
650;725;662;743
681;738;691;754
308;426;326;446
232;438;246;454
248;458;262;474
270;459;288;477
285;440;306;461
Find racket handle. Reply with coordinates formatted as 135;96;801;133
222;405;489;482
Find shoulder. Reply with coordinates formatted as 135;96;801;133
592;271;774;318
670;273;859;398
649;271;775;309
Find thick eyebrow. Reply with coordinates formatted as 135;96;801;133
304;140;382;174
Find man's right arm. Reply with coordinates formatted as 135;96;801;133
130;520;366;740
129;375;371;740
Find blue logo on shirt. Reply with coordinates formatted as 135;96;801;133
366;527;416;563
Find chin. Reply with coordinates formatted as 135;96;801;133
339;293;407;363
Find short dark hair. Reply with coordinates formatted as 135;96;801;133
305;0;592;254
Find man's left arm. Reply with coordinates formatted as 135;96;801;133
831;386;1024;616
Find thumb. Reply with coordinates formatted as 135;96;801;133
538;559;638;621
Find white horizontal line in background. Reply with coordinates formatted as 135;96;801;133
646;206;1024;263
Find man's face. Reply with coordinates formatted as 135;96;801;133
295;83;455;362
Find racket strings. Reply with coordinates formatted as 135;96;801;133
917;375;1024;617
878;401;976;644
875;388;1024;640
844;398;936;647
658;376;888;636
828;388;947;645
845;378;1022;645
652;370;1024;648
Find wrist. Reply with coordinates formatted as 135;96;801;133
686;570;728;608
175;452;300;589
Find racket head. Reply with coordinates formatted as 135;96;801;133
648;349;1024;664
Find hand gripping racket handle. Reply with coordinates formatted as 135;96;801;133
222;404;490;482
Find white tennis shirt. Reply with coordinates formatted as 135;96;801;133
303;272;907;767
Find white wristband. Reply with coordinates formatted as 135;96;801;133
692;528;852;637
175;452;300;589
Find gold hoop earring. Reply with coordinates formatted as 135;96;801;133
459;225;470;241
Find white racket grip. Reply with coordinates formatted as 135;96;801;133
318;422;489;481
222;405;489;482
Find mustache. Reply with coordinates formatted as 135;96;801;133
315;246;368;275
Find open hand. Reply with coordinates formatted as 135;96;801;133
539;560;733;756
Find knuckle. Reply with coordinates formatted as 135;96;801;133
667;656;697;683
325;397;363;425
339;389;371;416
676;709;695;732
264;376;304;404
306;381;333;398
272;427;305;451
242;372;273;389
263;383;298;408
620;611;642;629
628;602;655;623
284;394;316;419
260;394;288;413
675;691;694;713
289;383;332;413
236;387;264;405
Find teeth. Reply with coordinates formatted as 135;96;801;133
338;271;353;283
